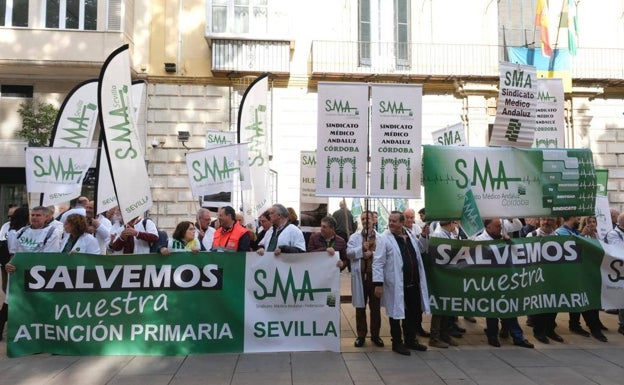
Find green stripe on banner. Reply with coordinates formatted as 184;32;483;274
424;236;604;318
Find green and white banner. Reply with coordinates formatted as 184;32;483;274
534;78;565;149
491;62;537;147
316;82;369;197
7;251;340;357
370;84;422;198
423;146;597;219
595;169;608;196
239;74;271;221
425;236;604;317
185;144;250;197
43;80;99;206
206;130;236;148
25;147;97;195
99;45;152;223
432;122;466;146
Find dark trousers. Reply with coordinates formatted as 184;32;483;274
569;310;601;332
485;317;525;342
355;274;381;338
533;312;557;337
389;284;421;344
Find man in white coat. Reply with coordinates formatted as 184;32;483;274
373;211;429;355
347;210;383;348
257;203;306;256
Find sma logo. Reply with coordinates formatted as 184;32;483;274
302;155;316;166
325;99;358;114
379;101;412;115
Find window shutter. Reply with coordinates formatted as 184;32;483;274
108;0;122;31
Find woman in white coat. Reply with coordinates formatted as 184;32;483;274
373;211;430;355
60;214;101;254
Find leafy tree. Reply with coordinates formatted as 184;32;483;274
17;99;58;146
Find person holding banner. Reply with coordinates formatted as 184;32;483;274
109;216;159;254
475;219;534;348
347;211;384;348
2;206;62;339
374;211;429;355
194;208;216;251
160;221;199;256
257;204;306;256
307;216;347;268
85;200;112;255
60;214;101;254
212;206;250;252
526;217;564;344
603;212;624;336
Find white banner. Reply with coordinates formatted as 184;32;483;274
601;242;624;309
43;80;99;206
534;78;565;149
300;151;328;232
244;252;340;353
370;84;422;198
239;75;271;221
186;144;250;198
206;130;236;148
316;82;369;197
491;62;537;147
26;147;96;194
96;82;146;215
432;122;466;146
99;45;152;223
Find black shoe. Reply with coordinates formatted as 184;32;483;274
514;339;534;348
416;328;431;338
534;333;549;344
453;325;466;333
599;323;608;331
405;340;427;351
354;337;365;347
546;331;564;342
499;327;510;339
392;343;411;356
591;331;608;342
605;309;619;315
371;336;384;347
487;336;501;347
569;325;590;337
618;326;624;335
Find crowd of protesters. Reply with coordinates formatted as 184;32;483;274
0;198;623;354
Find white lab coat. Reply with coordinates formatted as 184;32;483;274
60;232;101;254
346;230;381;308
373;230;430;319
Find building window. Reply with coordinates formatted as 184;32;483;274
210;0;268;35
358;0;410;68
395;0;409;67
359;0;371;65
44;0;98;30
1;0;29;27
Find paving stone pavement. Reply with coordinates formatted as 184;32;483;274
1;272;623;385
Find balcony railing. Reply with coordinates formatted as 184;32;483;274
211;38;291;74
311;41;624;81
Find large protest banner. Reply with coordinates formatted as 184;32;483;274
7;252;340;357
316;82;369;197
422;146;597;220
425;236;604;318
